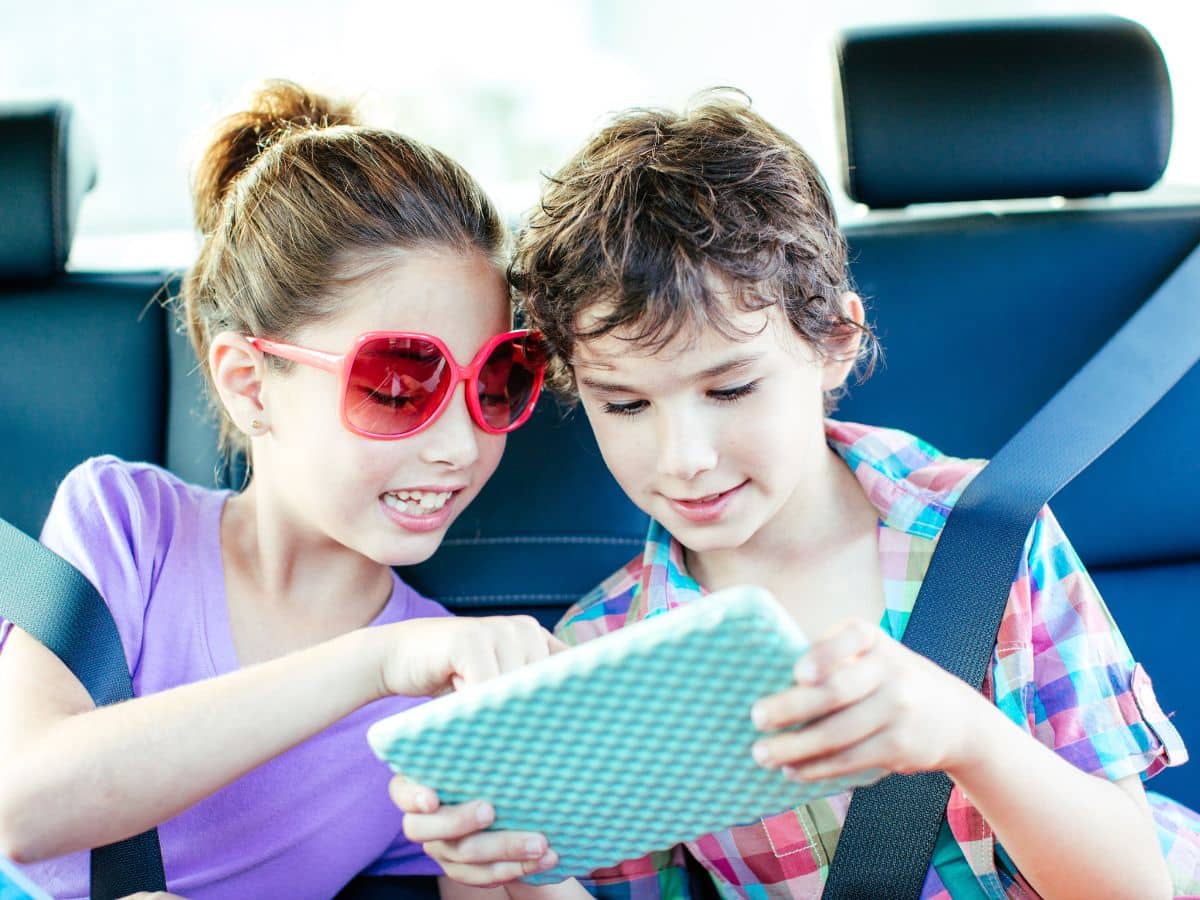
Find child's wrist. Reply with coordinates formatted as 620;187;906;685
344;625;397;703
942;692;1010;784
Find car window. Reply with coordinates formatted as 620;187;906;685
5;0;1199;269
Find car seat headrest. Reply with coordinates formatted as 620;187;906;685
836;16;1172;209
0;101;97;279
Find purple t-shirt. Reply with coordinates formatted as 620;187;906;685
0;456;447;898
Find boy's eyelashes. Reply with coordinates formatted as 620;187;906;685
710;380;761;403
602;399;649;416
599;380;762;417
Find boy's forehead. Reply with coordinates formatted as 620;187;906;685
572;302;783;369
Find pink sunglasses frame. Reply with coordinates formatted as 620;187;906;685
245;329;547;440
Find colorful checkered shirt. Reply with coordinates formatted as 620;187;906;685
555;420;1200;898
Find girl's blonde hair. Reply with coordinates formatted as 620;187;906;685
183;80;506;457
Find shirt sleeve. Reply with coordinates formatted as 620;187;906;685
989;505;1187;782
577;846;692;899
8;456;169;677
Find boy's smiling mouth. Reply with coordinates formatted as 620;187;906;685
664;480;748;523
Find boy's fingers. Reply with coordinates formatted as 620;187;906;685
755;644;884;730
403;800;495;842
754;687;888;767
389;775;439;813
801;619;879;682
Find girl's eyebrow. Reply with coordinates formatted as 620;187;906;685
578;354;763;394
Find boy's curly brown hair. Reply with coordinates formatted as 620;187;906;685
510;90;877;406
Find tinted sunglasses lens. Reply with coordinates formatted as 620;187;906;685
346;338;450;435
477;334;548;429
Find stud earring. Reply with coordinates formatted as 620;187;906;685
250;419;263;433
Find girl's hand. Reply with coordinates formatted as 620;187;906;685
378;616;566;699
750;618;990;782
390;777;560;887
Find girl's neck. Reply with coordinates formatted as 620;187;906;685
221;481;393;626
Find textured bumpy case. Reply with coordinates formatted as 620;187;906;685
367;585;875;883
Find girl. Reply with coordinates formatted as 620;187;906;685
0;81;567;898
392;95;1200;897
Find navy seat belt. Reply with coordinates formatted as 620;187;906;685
0;518;168;899
823;242;1200;899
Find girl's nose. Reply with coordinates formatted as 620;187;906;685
418;383;483;469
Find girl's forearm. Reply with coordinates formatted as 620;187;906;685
946;702;1171;900
0;626;391;862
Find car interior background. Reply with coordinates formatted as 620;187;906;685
0;8;1196;894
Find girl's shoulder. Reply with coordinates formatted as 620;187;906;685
52;455;227;515
46;455;233;552
38;457;232;670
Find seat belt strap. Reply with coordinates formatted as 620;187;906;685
0;519;168;898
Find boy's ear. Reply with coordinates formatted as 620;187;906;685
209;332;269;436
819;292;866;392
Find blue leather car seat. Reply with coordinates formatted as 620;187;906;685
833;16;1200;808
0;102;224;538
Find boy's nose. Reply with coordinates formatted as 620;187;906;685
655;411;718;482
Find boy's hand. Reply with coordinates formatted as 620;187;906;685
390;777;560;887
378;616;565;699
750;618;990;782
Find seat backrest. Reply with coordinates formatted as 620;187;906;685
833;16;1200;807
0;103;229;537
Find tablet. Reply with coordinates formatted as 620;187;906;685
366;585;877;884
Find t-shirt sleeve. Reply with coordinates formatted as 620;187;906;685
0;456;169;678
989;505;1187;782
358;832;444;877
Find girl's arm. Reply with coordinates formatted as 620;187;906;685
752;620;1172;900
0;616;559;863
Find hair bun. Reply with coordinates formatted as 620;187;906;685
192;79;358;233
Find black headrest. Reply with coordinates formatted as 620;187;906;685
836;17;1172;208
0;102;97;278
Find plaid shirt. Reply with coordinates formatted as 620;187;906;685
555;420;1199;898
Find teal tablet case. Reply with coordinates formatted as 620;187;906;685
366;585;877;883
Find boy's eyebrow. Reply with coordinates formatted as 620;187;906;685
578;354;763;394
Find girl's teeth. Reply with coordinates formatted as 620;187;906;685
383;491;451;515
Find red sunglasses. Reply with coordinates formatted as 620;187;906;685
246;329;548;439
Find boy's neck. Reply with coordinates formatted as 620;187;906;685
685;444;879;594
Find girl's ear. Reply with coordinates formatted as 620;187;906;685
819;292;866;392
209;332;269;436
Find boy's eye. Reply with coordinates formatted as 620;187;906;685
601;399;648;416
709;380;760;402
